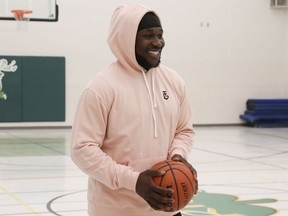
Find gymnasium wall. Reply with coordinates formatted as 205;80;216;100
0;0;287;127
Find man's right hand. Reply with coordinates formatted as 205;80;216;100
135;169;175;212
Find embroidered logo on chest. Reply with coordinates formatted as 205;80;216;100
162;91;169;100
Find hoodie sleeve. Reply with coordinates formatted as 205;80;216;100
71;81;140;192
168;83;195;160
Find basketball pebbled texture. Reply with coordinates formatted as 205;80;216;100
151;160;196;212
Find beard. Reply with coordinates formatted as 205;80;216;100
136;54;160;70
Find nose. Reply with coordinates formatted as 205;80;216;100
152;36;164;47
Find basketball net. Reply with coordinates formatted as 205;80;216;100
11;10;32;31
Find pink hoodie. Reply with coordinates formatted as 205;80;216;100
71;4;195;216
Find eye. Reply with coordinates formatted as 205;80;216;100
143;33;163;40
157;34;163;39
143;34;154;39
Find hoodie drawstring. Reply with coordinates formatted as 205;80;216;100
142;70;158;138
152;72;157;109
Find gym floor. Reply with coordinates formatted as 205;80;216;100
0;126;287;216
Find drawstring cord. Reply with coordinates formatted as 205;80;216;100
142;70;158;138
152;71;157;109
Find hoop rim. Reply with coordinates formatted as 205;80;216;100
11;10;33;21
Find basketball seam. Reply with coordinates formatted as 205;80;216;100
172;168;194;189
165;160;180;211
152;160;195;211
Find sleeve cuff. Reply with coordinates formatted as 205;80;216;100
119;170;140;191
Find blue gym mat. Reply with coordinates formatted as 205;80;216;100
240;99;288;127
246;99;288;111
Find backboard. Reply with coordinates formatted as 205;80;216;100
0;0;58;21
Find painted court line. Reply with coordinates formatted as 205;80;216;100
0;186;41;216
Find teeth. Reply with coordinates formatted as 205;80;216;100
149;51;159;55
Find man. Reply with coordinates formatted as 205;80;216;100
71;4;198;216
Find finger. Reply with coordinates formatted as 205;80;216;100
189;164;198;178
148;200;173;212
152;185;174;202
171;154;182;161
194;178;198;194
187;165;198;195
172;155;190;168
147;192;175;212
154;185;174;197
149;169;165;177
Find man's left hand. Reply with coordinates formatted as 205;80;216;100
171;154;198;195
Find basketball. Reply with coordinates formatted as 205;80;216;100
151;160;196;212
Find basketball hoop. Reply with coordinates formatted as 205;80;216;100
11;10;33;31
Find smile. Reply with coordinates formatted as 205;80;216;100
149;50;160;56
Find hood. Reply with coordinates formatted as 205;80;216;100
107;4;161;72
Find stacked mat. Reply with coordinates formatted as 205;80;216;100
240;99;288;127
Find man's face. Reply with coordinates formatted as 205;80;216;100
135;27;165;69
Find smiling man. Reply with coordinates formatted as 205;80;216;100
71;4;198;216
135;12;164;70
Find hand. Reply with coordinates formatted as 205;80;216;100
136;169;175;212
171;154;198;195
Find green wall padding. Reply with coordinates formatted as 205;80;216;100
0;56;65;122
0;57;22;122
